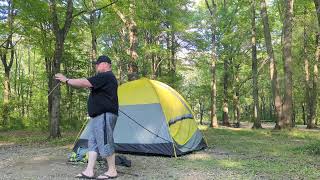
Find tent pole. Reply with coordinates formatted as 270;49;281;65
71;117;89;150
202;132;209;146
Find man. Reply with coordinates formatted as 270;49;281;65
55;55;118;179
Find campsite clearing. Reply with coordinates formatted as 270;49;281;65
1;123;320;179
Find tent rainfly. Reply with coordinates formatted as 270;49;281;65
71;78;207;160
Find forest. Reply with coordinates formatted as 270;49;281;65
0;0;319;138
2;0;320;179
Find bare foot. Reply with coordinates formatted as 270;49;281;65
75;171;95;179
96;172;118;179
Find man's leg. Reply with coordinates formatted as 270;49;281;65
97;113;118;179
76;118;98;178
96;153;117;178
80;151;97;177
105;153;117;176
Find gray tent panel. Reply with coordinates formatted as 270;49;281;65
79;121;90;139
175;129;206;153
114;103;172;144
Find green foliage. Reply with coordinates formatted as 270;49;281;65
0;0;319;131
294;141;320;155
157;71;184;90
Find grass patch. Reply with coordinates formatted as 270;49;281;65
294;141;320;155
178;127;320;179
0;130;77;146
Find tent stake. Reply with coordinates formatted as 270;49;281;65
172;143;177;158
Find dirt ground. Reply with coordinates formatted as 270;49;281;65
0;122;313;180
0;142;248;180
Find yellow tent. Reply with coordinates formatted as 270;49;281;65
114;78;207;156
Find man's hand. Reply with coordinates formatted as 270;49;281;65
55;73;68;83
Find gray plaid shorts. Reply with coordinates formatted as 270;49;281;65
87;112;117;158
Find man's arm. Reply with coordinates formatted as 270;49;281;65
66;78;93;88
55;73;92;88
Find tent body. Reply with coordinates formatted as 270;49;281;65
72;78;206;158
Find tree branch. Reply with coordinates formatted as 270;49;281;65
205;0;213;16
113;4;128;25
0;39;9;49
72;0;118;19
155;57;165;72
315;0;320;27
62;0;74;37
49;0;59;34
8;41;14;69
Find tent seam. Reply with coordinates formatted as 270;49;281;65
148;79;176;156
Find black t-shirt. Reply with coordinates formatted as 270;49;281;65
87;71;119;117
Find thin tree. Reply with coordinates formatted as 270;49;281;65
0;0;15;127
80;0;101;76
205;0;218;128
222;58;231;127
251;0;262;129
303;6;315;129
48;0;74;138
233;64;241;128
113;0;139;81
88;0;99;76
280;0;294;129
260;0;283;128
307;0;320;128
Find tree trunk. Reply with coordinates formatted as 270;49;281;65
307;0;320;128
292;102;296;127
49;0;74;138
251;0;262;129
199;99;204;125
234;91;240;128
260;0;283;129
114;1;139;81
90;20;97;68
2;52;14;126
234;65;240;128
118;27;126;84
166;31;171;71
170;30;176;73
280;0;294;129
0;0;15;127
261;92;266;120
270;97;274;121
127;1;138;80
21;67;25;117
302;103;306;125
303;6;316;128
89;0;98;76
151;54;157;79
222;59;230;127
211;55;218;128
50;38;63;138
2;70;10;126
205;0;218;128
45;56;53;126
14;51;18;93
127;20;138;80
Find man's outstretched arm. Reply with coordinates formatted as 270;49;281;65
55;73;93;88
